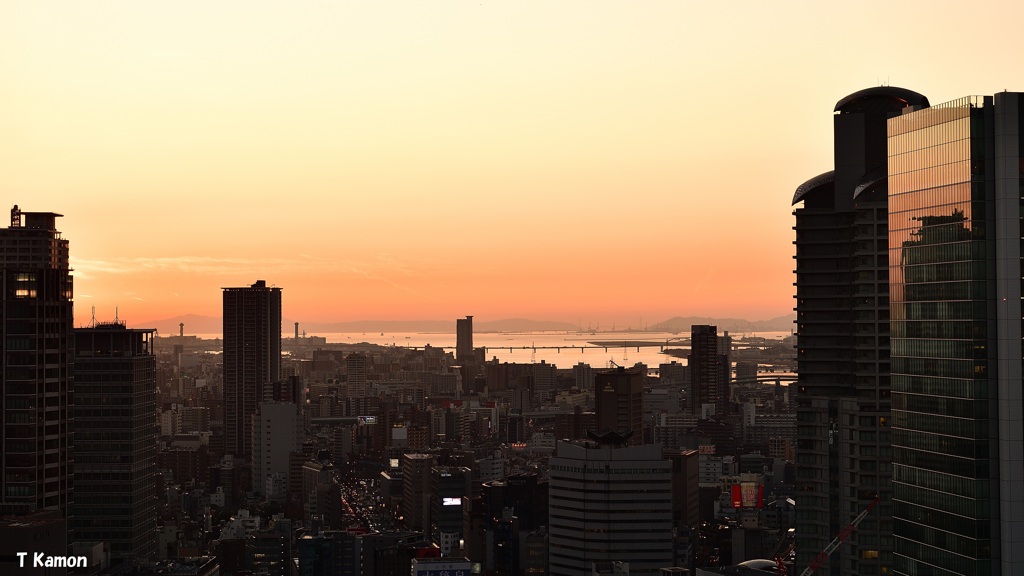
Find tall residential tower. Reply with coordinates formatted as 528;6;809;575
456;315;473;363
793;87;929;575
0;207;74;529
689;325;729;417
223;280;281;458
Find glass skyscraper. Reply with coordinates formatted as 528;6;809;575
888;93;1024;576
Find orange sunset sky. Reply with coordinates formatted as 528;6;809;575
3;1;1023;328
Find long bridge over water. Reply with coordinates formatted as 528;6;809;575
393;337;781;355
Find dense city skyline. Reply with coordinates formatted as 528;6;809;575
4;2;1023;327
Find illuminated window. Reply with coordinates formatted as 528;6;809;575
13;273;37;298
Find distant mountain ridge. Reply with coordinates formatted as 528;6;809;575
141;314;794;337
140;315;580;336
299;318;580;333
133;314;221;335
649;315;794;334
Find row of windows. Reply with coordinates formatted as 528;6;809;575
890;320;986;340
858;430;893;443
550;465;669;475
890;280;984;303
891;338;983;359
549;485;672;497
76;385;152;395
890;179;980;204
893;515;990;561
892;394;989;419
893;257;983;287
887;103;973;139
892;301;988;324
77;420;131;429
888;217;978;245
5;337;35;350
894;463;991;498
893;482;990;521
76;408;133;418
889;161;972;195
889;139;971;173
550;514;671;525
892;430;987;461
5;486;35;497
73;513;135;524
891;357;984;379
75;395;143;405
74;454;136;464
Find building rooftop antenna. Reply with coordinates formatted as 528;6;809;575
90;306;96;328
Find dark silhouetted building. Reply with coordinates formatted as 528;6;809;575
346;352;369;399
223;280;282;458
481;473;548;533
0;207;74;542
73;323;158;562
689;325;728;417
594;367;643;446
665;449;699;533
456;315;473;363
401;453;436;534
793;86;929;575
430;466;472;554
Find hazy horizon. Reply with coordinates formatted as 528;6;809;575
128;311;796;337
137;310;796;323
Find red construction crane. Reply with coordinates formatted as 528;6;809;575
799;496;881;576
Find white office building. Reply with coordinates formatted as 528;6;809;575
548;440;673;576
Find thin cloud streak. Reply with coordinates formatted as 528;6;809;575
70;255;442;281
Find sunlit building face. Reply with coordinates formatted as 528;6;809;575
888;93;1024;576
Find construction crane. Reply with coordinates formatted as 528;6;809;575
799;496;881;576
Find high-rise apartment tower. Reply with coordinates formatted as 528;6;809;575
456;315;473;363
223;280;281;458
792;87;929;575
0;206;74;534
689;325;729;417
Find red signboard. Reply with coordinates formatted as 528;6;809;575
731;482;764;509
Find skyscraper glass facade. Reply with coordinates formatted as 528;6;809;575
888;96;997;576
